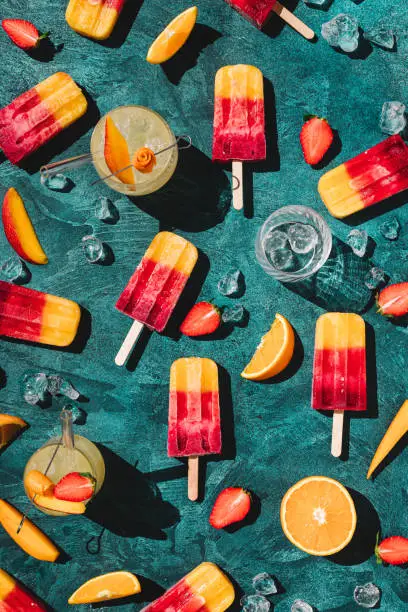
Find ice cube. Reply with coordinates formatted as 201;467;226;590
364;267;386;290
353;583;381;608
0;255;28;283
23;373;48;406
95;196;119;223
347;229;368;257
263;230;288;252
268;247;296;271
47;375;80;400
252;573;278;596
379;101;406;135
303;0;333;7
218;269;244;297
291;601;313;612
40;173;72;191
222;304;246;325
70;404;87;425
321;14;360;53
364;26;395;49
82;235;106;264
240;594;271;612
379;217;400;240
288;224;318;254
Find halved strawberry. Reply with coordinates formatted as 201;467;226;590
54;472;96;503
209;487;251;529
376;535;408;565
180;302;221;337
2;19;49;50
377;282;408;317
300;115;334;165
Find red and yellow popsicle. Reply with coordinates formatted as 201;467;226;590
0;569;47;611
66;0;126;40
0;73;87;165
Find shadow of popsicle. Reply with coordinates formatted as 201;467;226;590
263;0;311;39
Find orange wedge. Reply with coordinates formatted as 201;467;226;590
0;414;27;450
146;6;198;64
68;571;141;604
241;313;295;381
280;476;357;556
104;116;135;185
24;470;54;497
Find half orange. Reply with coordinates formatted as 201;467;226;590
68;571;141;604
280;476;357;556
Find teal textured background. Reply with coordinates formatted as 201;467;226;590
1;0;408;610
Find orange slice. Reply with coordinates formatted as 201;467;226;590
0;414;27;449
104;116;135;185
146;6;198;64
24;470;54;497
68;571;141;604
241;313;295;380
280;476;357;556
33;495;86;515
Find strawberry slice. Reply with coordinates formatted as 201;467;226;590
376;535;408;565
180;302;221;337
209;487;251;529
2;19;49;50
54;472;96;503
377;282;408;317
300;115;334;165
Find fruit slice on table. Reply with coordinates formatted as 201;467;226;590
241;313;295;381
2;188;48;264
54;471;96;502
209;487;251;529
377;282;408;317
376;535;408;565
33;495;86;515
300;116;334;166
0;568;48;611
367;400;408;479
68;571;141;605
180;302;221;337
2;19;49;50
0;414;27;450
146;6;198;64
0;499;59;561
24;470;54;497
280;476;357;556
104;116;135;185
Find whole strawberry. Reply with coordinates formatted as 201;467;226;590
54;472;96;503
377;282;408;317
2;19;49;50
209;487;251;529
376;535;408;565
180;302;221;337
300;115;334;165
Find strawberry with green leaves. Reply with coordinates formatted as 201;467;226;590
2;19;49;50
54;472;96;503
377;282;408;317
376;535;408;565
300;115;334;165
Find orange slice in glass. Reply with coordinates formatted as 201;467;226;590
68;571;141;604
146;6;198;64
280;476;357;556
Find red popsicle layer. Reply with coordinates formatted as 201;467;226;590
225;0;277;28
0;569;47;611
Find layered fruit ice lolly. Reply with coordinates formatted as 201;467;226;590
312;313;366;457
141;562;235;612
66;0;126;40
0;569;47;611
213;64;266;211
224;0;314;39
319;135;408;218
0;281;81;347
0;73;87;165
115;232;198;366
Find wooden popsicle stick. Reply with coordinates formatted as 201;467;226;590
115;320;144;366
331;410;344;458
273;2;315;40
232;160;244;211
188;456;199;501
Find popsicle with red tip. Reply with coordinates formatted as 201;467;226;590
141;562;235;612
168;358;221;501
0;72;87;165
319;135;408;218
224;0;314;39
0;281;81;347
66;0;125;40
213;65;266;211
0;568;47;611
115;232;198;366
312;313;366;457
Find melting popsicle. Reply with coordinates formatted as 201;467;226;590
0;568;47;611
319;135;408;218
213;64;266;211
66;0;126;40
0;73;87;165
0;281;81;347
224;0;314;39
312;313;366;457
141;562;235;612
115;232;198;366
168;357;221;501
